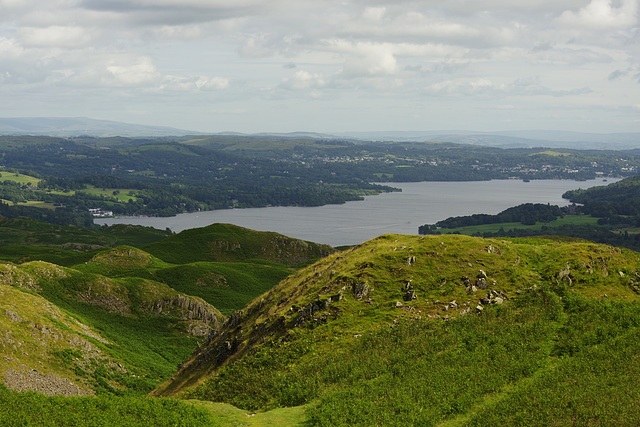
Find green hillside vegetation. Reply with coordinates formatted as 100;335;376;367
154;262;294;315
3;213;640;425
77;186;140;202
0;384;221;427
0;259;224;396
564;174;640;217
0;220;328;401
143;223;334;266
154;233;640;425
431;213;598;235
0;218;172;265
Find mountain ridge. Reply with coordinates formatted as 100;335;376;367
1;117;639;149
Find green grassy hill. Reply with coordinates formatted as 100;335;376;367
0;259;224;396
143;223;334;266
0;220;321;401
154;233;640;425
4;219;640;425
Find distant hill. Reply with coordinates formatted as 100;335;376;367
2;117;638;150
0;117;199;137
338;130;640;150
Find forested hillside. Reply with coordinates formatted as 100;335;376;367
1;135;639;226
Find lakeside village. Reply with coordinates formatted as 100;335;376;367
88;208;113;218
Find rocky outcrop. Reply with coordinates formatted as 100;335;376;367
0;264;39;292
4;367;92;396
147;295;224;336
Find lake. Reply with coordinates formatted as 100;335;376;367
96;178;616;247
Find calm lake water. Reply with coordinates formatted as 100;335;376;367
96;178;617;247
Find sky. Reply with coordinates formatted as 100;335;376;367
0;0;639;134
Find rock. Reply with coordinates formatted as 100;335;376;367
485;245;502;254
395;301;404;307
478;270;488;279
476;277;488;289
352;282;370;300
403;290;417;301
449;300;458;309
557;265;572;285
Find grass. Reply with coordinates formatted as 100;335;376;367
190;401;307;426
0;384;221;427
0;171;41;186
37;280;199;395
15;201;58;209
154;261;293;315
529;150;571;157
143;223;333;266
436;214;599;235
0;218;172;258
77;186;140;202
166;234;640;426
187;285;640;426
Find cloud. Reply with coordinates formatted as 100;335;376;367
608;69;627;80
162;75;230;91
18;26;93;48
0;0;639;132
340;42;397;77
105;56;161;86
557;0;638;30
279;70;326;90
423;75;593;98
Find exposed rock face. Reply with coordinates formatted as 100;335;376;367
4;367;92;396
296;293;343;326
352;282;370;301
0;264;39;292
77;277;131;316
147;295;224;336
557;265;573;285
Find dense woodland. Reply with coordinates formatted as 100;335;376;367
1;135;639;226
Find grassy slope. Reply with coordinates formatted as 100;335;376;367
0;259;226;396
0;384;221;427
143;223;334;266
154;234;640;425
154;262;294;315
0;218;172;265
0;221;317;398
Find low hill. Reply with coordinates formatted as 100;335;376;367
564;174;640;216
0;221;318;399
143;223;334;265
154;233;640;425
0;218;172;265
0;260;224;396
0;117;197;138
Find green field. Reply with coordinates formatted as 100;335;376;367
436;214;599;235
78;186;140;202
0;171;41;186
